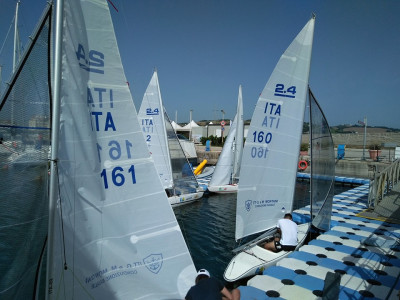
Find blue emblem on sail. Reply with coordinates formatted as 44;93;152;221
143;254;163;274
245;200;252;211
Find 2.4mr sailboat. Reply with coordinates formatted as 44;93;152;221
138;70;204;207
1;1;198;298
224;15;335;283
208;85;244;193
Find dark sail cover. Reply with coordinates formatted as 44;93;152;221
0;4;52;299
309;88;335;231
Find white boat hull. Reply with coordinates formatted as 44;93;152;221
169;191;204;207
208;184;238;194
224;223;309;282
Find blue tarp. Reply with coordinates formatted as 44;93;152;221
337;144;345;160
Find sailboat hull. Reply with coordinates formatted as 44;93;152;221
224;223;309;282
208;184;238;194
169;191;204;207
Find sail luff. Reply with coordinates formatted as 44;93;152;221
13;1;20;72
232;84;244;180
155;71;173;183
46;0;63;298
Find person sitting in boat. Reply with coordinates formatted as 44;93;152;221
264;213;298;252
185;269;240;300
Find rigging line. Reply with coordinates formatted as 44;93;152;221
33;235;48;300
107;0;118;12
0;16;15;56
0;142;19;154
243;249;270;264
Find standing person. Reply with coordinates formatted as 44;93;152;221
185;269;240;300
264;213;298;252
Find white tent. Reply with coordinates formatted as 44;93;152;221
181;120;199;130
171;121;183;131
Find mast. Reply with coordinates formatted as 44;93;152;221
308;87;313;225
46;0;64;298
13;1;20;72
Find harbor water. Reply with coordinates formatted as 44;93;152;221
0;164;352;293
174;181;352;284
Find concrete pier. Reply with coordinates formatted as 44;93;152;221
196;145;393;179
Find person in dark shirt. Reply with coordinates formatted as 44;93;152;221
185;269;240;300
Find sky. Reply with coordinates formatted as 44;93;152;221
1;0;399;128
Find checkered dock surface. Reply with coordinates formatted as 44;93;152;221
238;184;400;299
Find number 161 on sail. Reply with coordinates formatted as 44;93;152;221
100;166;136;189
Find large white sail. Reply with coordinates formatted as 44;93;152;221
47;0;196;299
138;71;173;189
236;16;315;240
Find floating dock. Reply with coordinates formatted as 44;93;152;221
237;183;400;299
296;172;370;186
197;172;370;193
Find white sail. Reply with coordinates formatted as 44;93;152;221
47;0;196;299
232;84;244;180
236;16;315;240
138;71;173;189
138;71;203;205
208;115;237;187
208;85;244;191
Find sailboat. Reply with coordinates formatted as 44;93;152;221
1;0;198;299
224;15;335;283
138;70;204;207
208;85;244;193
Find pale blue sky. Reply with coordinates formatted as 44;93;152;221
1;0;399;128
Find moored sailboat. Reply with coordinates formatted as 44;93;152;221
45;0;197;298
208;85;244;194
138;70;204;207
224;15;334;283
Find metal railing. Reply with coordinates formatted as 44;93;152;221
368;159;400;208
